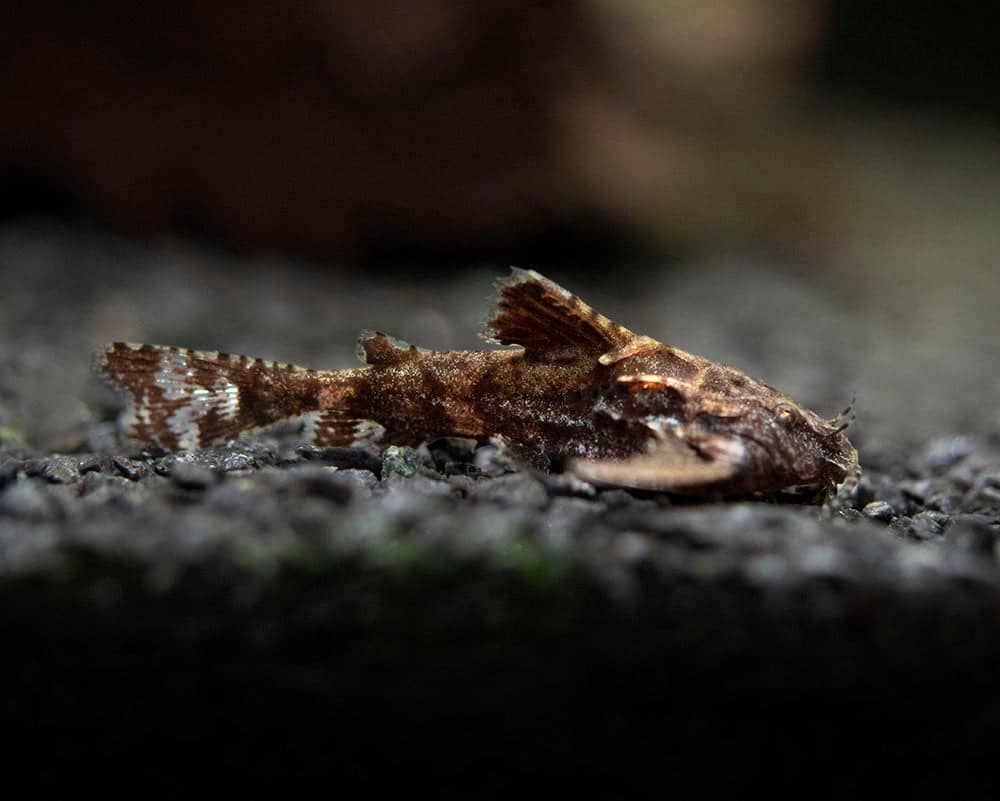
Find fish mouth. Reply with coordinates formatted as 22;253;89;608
801;408;859;478
823;436;859;486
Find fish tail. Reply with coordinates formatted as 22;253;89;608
94;341;330;451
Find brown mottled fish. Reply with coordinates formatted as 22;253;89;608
94;269;859;501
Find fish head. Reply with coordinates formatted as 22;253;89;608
752;398;859;491
609;347;858;493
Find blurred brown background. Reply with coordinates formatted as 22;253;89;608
4;6;1000;785
3;0;996;263
1;0;998;449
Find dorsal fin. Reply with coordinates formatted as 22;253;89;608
356;330;428;365
482;268;652;361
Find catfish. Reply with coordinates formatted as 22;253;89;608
95;269;859;501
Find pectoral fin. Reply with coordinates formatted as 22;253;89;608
483;268;651;361
569;433;739;492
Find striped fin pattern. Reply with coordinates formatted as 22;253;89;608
483;268;640;360
303;411;385;448
94;342;321;451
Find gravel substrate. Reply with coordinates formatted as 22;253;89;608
1;223;999;791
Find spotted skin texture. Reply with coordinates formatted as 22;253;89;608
95;269;859;501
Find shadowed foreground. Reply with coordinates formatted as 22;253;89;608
1;224;999;791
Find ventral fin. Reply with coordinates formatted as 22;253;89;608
356;330;428;366
489;434;551;472
305;411;386;448
569;433;738;492
483;268;649;361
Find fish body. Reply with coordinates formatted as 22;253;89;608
95;269;858;500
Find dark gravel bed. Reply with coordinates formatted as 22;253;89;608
1;223;999;790
2;433;1000;790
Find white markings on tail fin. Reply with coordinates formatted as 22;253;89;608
95;342;321;451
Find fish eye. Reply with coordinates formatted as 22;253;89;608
775;404;799;427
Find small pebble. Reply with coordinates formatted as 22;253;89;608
221;452;258;473
77;454;108;474
862;500;895;523
860;474;911;516
24;456;79;485
113;457;150;481
381;445;424;479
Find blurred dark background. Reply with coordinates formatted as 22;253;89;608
819;0;1000;119
3;5;1000;789
1;1;998;448
3;0;998;262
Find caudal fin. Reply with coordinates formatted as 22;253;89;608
94;342;322;451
